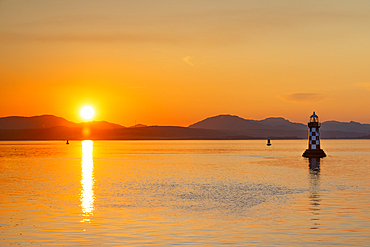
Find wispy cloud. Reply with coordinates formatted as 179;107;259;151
182;56;194;66
355;82;370;91
277;93;324;104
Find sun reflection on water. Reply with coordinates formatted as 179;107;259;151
81;140;94;222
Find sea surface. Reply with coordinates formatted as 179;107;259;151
1;140;369;246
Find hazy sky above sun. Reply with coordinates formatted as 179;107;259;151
1;0;370;126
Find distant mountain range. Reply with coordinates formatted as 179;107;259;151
189;114;370;139
1;114;370;140
189;115;307;130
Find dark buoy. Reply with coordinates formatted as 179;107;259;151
302;111;326;158
66;140;69;145
267;139;271;146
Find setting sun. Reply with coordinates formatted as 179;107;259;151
80;106;95;120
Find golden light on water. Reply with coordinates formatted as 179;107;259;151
80;140;95;222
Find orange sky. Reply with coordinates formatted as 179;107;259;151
1;0;370;126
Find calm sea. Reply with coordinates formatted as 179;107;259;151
1;140;369;246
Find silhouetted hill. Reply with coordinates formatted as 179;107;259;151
77;121;124;129
0;115;77;129
129;124;148;128
188;115;267;130
189;114;306;131
259;117;306;130
188;114;308;138
0;115;124;130
321;121;370;134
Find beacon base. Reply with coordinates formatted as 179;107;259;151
302;149;326;158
